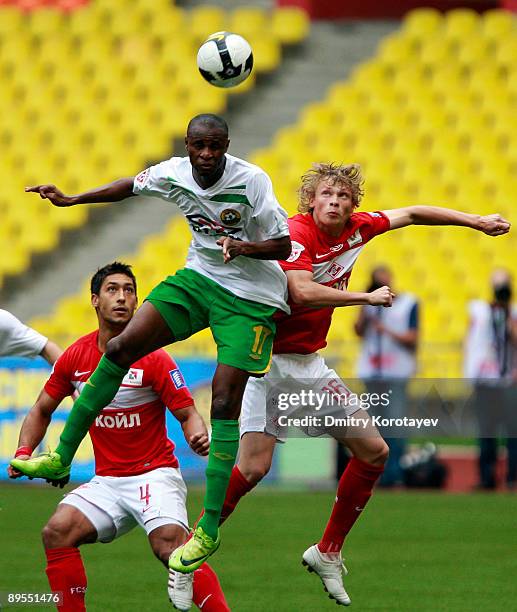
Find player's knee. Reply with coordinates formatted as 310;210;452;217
369;440;389;466
241;458;271;485
211;393;240;420
353;439;389;466
42;521;71;549
151;536;185;566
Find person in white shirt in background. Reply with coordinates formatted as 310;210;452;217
0;309;62;364
355;265;419;486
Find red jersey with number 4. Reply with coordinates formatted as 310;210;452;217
44;331;193;477
274;211;390;354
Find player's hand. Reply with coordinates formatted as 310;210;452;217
216;236;244;263
7;454;30;479
367;286;395;307
25;184;73;207
478;214;510;236
188;432;210;456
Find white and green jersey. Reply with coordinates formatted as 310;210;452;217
133;154;290;312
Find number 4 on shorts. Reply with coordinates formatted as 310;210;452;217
139;484;151;506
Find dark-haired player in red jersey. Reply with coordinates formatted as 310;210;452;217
9;262;229;612
216;163;510;606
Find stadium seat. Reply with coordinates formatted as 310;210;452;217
271;7;310;45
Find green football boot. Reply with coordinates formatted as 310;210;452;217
168;525;220;574
10;451;70;488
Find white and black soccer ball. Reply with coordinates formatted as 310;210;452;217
197;32;253;88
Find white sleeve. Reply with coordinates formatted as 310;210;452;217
0;310;47;358
133;160;174;200
249;171;289;239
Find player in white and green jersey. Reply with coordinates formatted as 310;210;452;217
20;114;292;574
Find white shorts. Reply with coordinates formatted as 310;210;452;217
240;353;360;442
60;467;189;543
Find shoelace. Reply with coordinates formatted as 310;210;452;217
171;571;191;590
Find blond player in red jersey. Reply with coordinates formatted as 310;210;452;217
9;262;229;612
216;163;510;606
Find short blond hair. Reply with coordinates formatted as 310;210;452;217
298;163;364;214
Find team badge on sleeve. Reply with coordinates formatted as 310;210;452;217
286;241;305;262
135;168;150;187
169;369;186;390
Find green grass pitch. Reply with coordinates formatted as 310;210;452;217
1;482;516;611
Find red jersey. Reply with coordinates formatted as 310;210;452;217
44;331;193;477
274;211;390;354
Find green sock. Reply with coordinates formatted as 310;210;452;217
56;355;128;466
199;419;239;539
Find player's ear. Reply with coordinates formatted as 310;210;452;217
91;294;99;308
184;136;189;150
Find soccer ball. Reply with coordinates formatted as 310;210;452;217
197;32;253;88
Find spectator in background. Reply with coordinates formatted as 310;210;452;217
464;268;517;490
355;265;419;486
0;309;62;364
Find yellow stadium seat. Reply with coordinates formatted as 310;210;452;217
248;37;280;73
403;8;442;40
230;7;267;40
378;34;413;66
189;5;227;43
443;8;479;42
271;7;310;45
481;9;516;41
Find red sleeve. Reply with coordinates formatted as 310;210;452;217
356;211;390;242
44;348;75;401
280;218;315;272
151;351;194;412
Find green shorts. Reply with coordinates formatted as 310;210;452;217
146;268;277;374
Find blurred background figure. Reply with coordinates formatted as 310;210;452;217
0;309;62;365
464;268;517;490
355;265;419;487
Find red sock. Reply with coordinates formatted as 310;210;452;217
45;547;87;611
318;457;384;554
219;465;255;525
193;563;230;611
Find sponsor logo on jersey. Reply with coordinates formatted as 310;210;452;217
135;168;150;186
122;368;144;387
347;228;362;247
220;208;241;226
186;214;239;237
169;368;186;390
315;244;344;259
95;412;141;428
369;212;382;217
286;241;305;262
326;262;345;279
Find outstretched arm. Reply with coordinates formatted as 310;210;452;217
40;339;62;365
216;235;292;263
287;270;395;309
7;390;60;478
174;405;210;456
384;206;510;236
25;177;136;207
